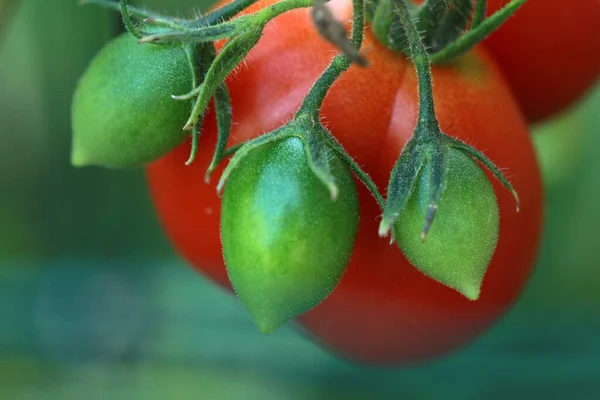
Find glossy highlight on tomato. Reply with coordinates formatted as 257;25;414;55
483;0;600;123
146;0;543;365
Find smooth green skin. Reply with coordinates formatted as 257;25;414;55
71;33;192;168
221;137;359;334
393;149;500;301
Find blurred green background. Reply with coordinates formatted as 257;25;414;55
0;0;599;398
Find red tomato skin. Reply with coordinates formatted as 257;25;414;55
483;0;600;123
146;0;543;365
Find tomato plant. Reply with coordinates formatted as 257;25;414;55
145;0;543;365
483;0;600;123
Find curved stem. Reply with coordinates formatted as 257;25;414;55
182;28;262;131
446;136;520;211
120;0;143;38
296;0;366;119
255;0;320;22
393;0;439;134
430;0;525;64
325;135;385;209
139;0;316;44
199;0;258;26
294;0;385;207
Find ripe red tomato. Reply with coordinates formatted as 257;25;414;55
483;0;600;123
146;0;543;365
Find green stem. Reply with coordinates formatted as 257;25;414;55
296;0;365;119
471;0;487;28
138;22;238;44
430;0;526;64
222;143;244;159
326;136;385;209
255;0;319;23
393;0;439;134
139;0;316;44
200;0;258;26
120;0;143;38
294;0;385;208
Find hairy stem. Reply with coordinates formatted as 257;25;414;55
296;0;366;119
120;0;143;38
393;0;440;135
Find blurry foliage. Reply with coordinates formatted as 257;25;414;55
525;85;600;308
0;0;202;261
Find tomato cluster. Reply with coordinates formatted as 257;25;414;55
71;0;598;365
145;0;543;364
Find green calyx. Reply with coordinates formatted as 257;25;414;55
368;0;528;65
393;148;499;300
378;129;518;301
220;136;359;333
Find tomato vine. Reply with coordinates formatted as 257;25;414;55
72;0;539;333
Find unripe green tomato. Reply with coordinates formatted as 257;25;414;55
71;33;192;168
393;149;500;301
220;137;359;333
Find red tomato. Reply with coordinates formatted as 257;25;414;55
483;0;600;123
146;0;543;365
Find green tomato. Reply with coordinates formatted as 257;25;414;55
220;137;359;333
393;148;500;300
71;33;192;168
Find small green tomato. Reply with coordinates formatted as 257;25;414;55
220;137;359;333
71;33;192;168
394;148;500;300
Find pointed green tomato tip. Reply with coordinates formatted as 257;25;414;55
460;283;481;301
393;149;499;299
70;148;88;168
71;33;192;168
253;316;285;335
